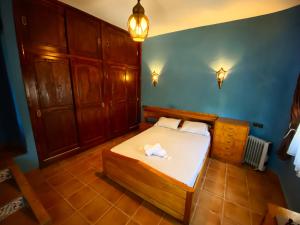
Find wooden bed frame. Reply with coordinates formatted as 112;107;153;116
102;106;218;224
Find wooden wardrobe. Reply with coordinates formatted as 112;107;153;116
13;0;141;166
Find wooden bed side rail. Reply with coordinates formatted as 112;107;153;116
184;154;210;224
143;105;218;125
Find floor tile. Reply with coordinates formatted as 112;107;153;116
203;178;225;197
79;195;112;223
206;167;226;184
67;185;98;209
89;177;111;193
116;191;142;216
60;159;77;170
225;188;249;208
222;217;239;225
89;177;124;203
47;170;73;186
249;195;268;215
41;163;64;179
227;164;247;181
34;181;52;194
191;206;221;225
47;199;75;225
225;178;249;208
223;201;251;225
67;162;91;177
55;178;84;198
60;213;89;225
248;184;271;200
227;175;247;190
197;190;223;215
209;159;226;172
251;211;264;225
133;202;163;225
77;167;99;184
127;220;140;225
95;207;129;225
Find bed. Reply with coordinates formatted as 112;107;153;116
102;106;218;224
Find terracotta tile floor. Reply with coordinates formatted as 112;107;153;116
20;131;286;225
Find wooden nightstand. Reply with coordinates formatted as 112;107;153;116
212;118;249;164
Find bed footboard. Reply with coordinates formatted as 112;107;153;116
102;149;209;224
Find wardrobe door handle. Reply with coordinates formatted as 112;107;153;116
36;109;42;118
21;16;27;26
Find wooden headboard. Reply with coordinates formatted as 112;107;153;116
143;105;218;128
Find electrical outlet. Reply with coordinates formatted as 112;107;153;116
253;122;264;128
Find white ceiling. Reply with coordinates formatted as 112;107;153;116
59;0;300;37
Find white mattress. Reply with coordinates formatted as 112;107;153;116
111;126;211;187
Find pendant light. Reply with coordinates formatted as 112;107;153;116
128;0;149;42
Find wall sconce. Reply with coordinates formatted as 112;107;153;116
152;71;159;87
216;67;227;89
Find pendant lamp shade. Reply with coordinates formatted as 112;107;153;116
128;0;149;42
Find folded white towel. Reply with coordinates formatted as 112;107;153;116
144;143;168;158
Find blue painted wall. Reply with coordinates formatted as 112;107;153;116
141;6;300;211
0;0;39;171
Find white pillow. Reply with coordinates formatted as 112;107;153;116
180;121;210;136
155;117;181;129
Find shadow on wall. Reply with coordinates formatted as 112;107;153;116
0;39;25;150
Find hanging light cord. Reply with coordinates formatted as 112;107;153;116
283;123;296;139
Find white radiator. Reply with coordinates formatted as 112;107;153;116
244;135;271;171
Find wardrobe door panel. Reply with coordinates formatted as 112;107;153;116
34;59;73;108
78;107;104;144
111;102;128;136
126;69;138;99
106;64;128;136
66;9;101;58
124;36;139;66
111;67;127;102
102;24;126;63
14;0;67;53
30;55;78;160
42;109;78;155
126;68;140;128
74;62;102;105
72;59;106;146
128;101;139;128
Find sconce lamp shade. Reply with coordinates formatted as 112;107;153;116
152;71;159;87
216;67;227;89
128;0;149;42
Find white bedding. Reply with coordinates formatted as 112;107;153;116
111;126;211;187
